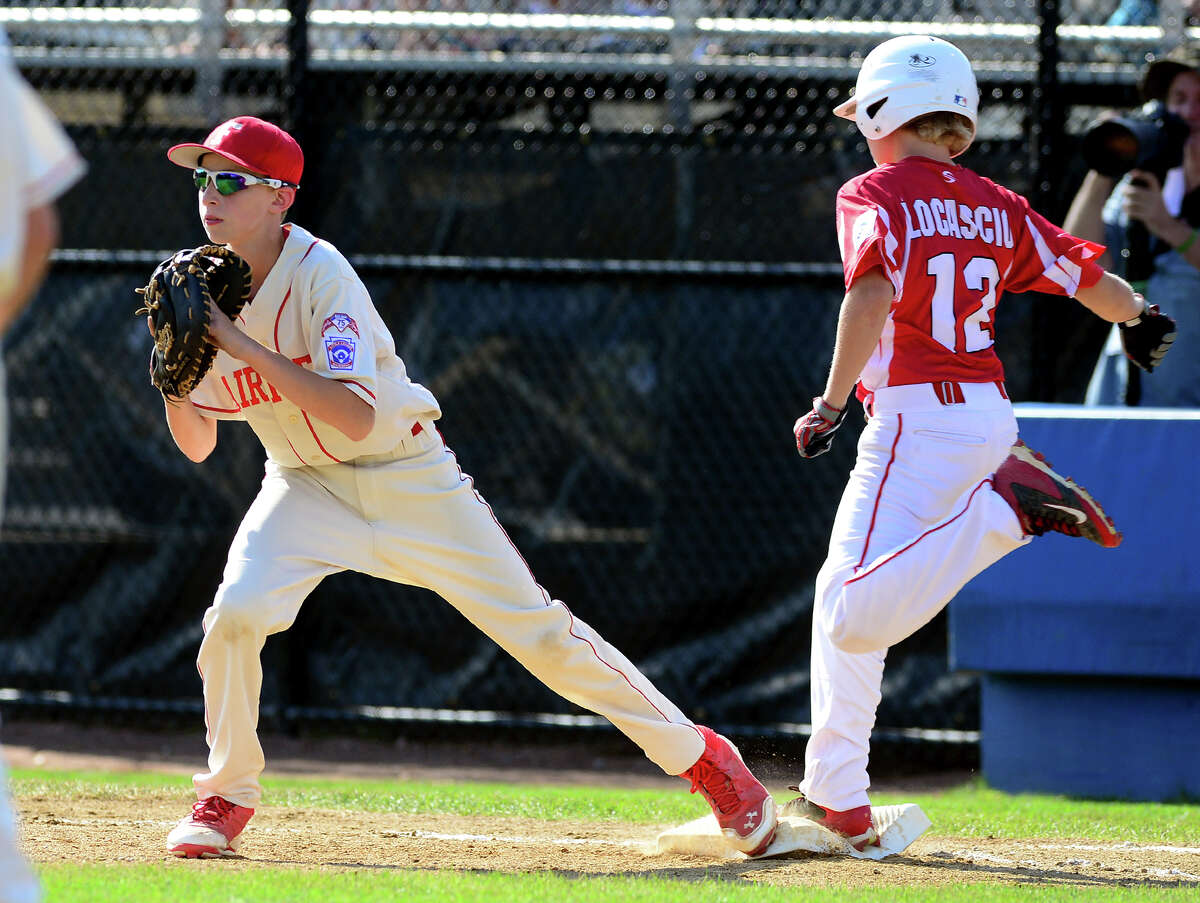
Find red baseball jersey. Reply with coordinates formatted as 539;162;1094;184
836;155;1106;401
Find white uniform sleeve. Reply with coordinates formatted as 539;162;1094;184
0;37;85;299
304;272;380;407
0;61;23;300
13;76;86;208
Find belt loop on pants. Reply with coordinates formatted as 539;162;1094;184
866;380;1011;415
932;380;966;405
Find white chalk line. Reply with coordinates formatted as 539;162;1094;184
936;841;1200;857
381;828;652;852
382;829;1200;858
399;832;1200;880
1038;842;1200;856
933;845;1200;882
387;829;1200;873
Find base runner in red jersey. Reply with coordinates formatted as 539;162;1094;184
784;35;1175;849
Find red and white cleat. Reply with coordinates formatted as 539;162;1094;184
783;789;879;851
166;796;254;858
680;726;778;856
992;440;1122;548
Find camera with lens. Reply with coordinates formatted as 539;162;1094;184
1081;101;1190;281
1081;100;1189;182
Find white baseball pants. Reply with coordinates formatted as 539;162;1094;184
799;382;1028;812
194;424;703;807
0;753;39;903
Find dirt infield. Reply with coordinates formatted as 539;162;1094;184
5;722;1199;889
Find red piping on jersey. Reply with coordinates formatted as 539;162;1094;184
270;238;331;464
301;411;344;464
855;413;903;571
440;439;683;731
339;378;376;401
844;477;993;586
284;433;306;467
273;239;320;353
192;402;241;415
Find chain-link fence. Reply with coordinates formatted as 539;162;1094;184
1;1;1187;758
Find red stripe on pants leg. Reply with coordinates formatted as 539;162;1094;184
844;477;994;586
855;414;903;571
442;445;677;726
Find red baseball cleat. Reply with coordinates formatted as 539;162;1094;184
992;440;1122;548
680;725;778;856
166;796;254;858
783;789;879;851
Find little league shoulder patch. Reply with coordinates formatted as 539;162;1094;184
322;312;360;338
325;335;356;370
322;312;359;371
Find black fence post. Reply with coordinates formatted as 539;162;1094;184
282;0;312;730
285;0;312;229
1030;0;1062;401
669;0;699;259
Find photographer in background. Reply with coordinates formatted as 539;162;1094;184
1065;49;1200;405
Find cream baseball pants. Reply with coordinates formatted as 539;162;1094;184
194;425;703;807
799;383;1029;812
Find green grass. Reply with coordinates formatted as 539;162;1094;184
12;768;1198;844
920;786;1198;844
34;865;1200;903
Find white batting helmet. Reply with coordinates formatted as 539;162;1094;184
835;35;979;144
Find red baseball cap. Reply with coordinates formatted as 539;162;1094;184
167;116;303;186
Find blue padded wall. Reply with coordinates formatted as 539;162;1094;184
951;405;1200;800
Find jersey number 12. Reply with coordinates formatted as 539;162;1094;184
926;252;999;353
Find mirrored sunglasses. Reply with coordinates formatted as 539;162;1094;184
193;168;293;195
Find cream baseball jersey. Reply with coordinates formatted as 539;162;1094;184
188;224;440;465
836;156;1106;399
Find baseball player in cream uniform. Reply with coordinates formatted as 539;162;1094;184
0;28;86;903
785;36;1158;850
158;117;777;859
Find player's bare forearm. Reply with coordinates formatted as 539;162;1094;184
165;397;218;462
225;336;376;441
1074;271;1144;323
822;269;895;406
0;204;59;338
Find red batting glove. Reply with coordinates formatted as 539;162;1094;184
794;397;847;458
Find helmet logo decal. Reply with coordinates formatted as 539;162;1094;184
954;94;969;107
909;53;936;68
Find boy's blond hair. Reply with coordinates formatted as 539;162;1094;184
903;111;974;156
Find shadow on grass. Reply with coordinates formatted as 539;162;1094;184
240;854;1200;891
880;853;1199;891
